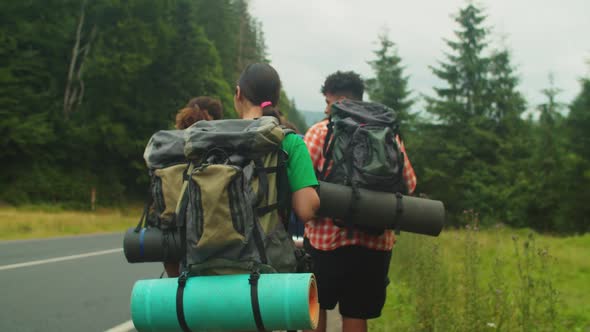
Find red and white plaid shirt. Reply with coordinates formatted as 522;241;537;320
304;119;417;251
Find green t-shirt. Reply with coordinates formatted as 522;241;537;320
281;134;319;192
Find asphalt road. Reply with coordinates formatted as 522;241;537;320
0;233;160;332
0;233;342;332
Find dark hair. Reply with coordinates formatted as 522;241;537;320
175;106;212;129
186;96;223;120
238;63;282;122
281;120;300;134
321;71;364;100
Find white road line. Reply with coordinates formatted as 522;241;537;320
105;320;135;332
0;232;122;245
0;248;123;271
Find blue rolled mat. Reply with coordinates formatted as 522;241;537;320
131;273;318;331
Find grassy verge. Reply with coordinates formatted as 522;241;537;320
0;206;142;240
370;220;590;332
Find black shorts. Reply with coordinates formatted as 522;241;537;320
304;239;392;319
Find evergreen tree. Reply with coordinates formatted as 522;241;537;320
366;33;414;124
423;3;495;221
486;48;530;226
420;4;529;227
428;4;491;124
560;77;590;232
526;75;566;231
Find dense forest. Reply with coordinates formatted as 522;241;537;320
0;0;307;207
1;1;588;233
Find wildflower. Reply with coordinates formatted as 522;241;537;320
486;322;497;328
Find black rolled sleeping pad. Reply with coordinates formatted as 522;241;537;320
316;181;444;236
123;227;183;263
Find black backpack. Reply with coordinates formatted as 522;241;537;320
320;100;407;233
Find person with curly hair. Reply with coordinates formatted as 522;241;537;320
174;96;224;130
303;71;417;332
186;96;224;121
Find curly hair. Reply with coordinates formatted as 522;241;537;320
175;106;212;130
321;71;364;100
186;96;223;120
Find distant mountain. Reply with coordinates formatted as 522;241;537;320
300;110;326;128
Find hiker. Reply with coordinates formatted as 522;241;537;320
303;71;417;332
185;96;224;121
234;62;319;223
163;101;218;277
175;96;224;130
174;105;211;130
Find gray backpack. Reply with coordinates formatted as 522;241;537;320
176;116;297;276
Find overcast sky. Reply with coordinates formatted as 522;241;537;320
250;0;590;113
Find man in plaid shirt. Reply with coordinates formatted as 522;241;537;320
303;71;417;332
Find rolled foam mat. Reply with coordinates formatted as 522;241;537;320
131;273;318;331
124;227;183;263
317;181;444;236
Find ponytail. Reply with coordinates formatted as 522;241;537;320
260;101;282;124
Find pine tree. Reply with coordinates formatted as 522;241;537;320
486;48;530;226
526;75;566;231
366;33;414;124
423;3;495;221
560;77;590;232
428;4;491;124
420;4;530;227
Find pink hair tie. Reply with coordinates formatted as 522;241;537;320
260;101;272;108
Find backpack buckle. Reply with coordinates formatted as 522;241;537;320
178;271;188;286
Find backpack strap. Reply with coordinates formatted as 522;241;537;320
254;153;288;217
254;158;270;210
275;134;293;225
249;271;268;332
174;164;193;229
176;271;192;332
394;192;404;235
319;118;334;180
134;188;153;232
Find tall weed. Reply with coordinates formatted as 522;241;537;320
374;219;563;331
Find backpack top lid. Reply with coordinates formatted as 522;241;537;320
143;130;186;169
184;116;284;160
331;99;397;126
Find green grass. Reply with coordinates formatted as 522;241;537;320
0;206;142;240
370;224;590;332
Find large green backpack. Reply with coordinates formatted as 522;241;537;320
176;116;296;276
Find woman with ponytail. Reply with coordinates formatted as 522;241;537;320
234;63;319;223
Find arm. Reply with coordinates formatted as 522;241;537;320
283;134;320;221
292;186;320;222
396;135;417;195
303;121;327;171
